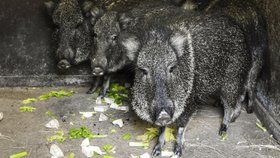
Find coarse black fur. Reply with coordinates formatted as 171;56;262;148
122;5;251;157
182;0;268;114
45;0;92;70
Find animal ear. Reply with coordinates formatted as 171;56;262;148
89;6;105;25
118;13;137;30
82;1;94;17
44;1;55;16
121;36;140;61
170;32;189;57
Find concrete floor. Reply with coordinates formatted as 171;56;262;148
0;87;280;158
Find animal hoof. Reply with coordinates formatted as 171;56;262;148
219;123;227;136
152;144;161;157
173;144;182;158
86;89;95;94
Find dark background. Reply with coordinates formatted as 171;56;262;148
0;0;279;142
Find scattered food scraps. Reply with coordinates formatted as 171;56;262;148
19;106;36;112
68;153;75;158
47;130;67;143
96;97;103;105
79;112;96;118
103;156;114;158
129;142;149;148
50;144;64;158
45;119;60;129
164;128;176;142
39;90;74;101
22;98;37;105
99;113;108;121
112;119;124;128
136;128;159;142
69;127;94;139
46;110;56;118
104;97;114;104
0;112;3;121
122;133;132;141
107;83;129;105
110;129;117;134
220;132;228;141
10;151;28;158
161;150;174;157
103;145;115;154
140;152;151;158
94;106;109;112
256;121;267;132
110;103;129;111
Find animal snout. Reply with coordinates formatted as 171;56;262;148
57;59;71;70
155;109;172;126
92;67;104;76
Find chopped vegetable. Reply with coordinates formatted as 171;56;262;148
46;110;56;118
19;106;36;112
136;128;159;142
110;129;117;134
47;130;67;143
164;128;176;142
107;83;129;105
256;121;267;132
103;145;114;154
220;132;228;141
69;127;94;139
68;153;75;158
129;142;149;148
79;112;96;118
22;98;37;105
50;144;64;157
112;119;124;127
122;133;132;141
103;156;114;158
39;90;74;101
10;152;28;158
99;113;109;121
45;119;60;129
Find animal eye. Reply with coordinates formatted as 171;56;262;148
139;68;148;75
169;65;177;73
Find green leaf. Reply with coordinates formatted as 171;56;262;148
46;110;56;118
69;127;94;139
256;121;267;132
10;152;28;158
47;130;67;143
103;156;114;158
19;106;36;112
122;133;132;141
220;132;228;141
22;98;37;105
68;153;75;158
39;90;74;101
136;128;159;142
103;145;113;154
164;128;176;142
106;83;129;105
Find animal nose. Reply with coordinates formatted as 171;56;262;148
155;109;171;126
57;59;71;70
92;67;104;76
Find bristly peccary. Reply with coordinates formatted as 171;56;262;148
182;0;268;113
85;0;172;95
45;0;92;70
121;8;251;157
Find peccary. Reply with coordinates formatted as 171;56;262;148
182;0;268;113
85;0;165;95
123;10;251;157
45;0;92;70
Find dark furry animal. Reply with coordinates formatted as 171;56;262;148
45;0;92;70
182;0;268;114
120;6;251;157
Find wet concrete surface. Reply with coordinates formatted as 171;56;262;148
0;87;279;158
